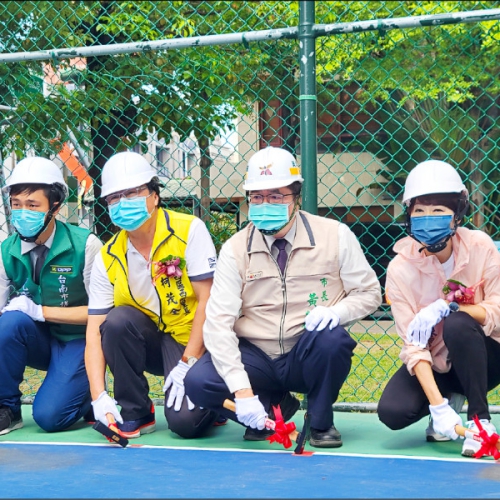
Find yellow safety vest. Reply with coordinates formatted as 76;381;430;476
101;209;197;345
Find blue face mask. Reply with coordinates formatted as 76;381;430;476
109;196;152;231
11;209;47;238
248;203;291;233
410;215;454;245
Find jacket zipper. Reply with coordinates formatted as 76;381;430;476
270;252;287;355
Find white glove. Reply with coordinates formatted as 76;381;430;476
91;391;123;426
407;299;450;348
429;398;463;440
163;360;195;411
235;395;268;430
305;306;340;331
1;295;44;322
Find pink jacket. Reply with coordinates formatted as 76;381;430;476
386;227;500;375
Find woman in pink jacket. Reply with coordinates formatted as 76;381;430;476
378;160;500;457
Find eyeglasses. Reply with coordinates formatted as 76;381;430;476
248;193;295;205
105;185;149;205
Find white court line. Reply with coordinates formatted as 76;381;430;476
0;440;496;465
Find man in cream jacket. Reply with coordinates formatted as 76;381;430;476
185;147;381;448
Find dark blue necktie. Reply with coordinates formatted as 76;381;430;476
273;238;288;274
32;244;48;285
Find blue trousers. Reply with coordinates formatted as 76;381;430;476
185;326;357;430
0;311;90;432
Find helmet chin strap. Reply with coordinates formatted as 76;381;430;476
413;231;455;254
405;203;462;254
17;207;56;243
411;221;458;254
259;199;300;236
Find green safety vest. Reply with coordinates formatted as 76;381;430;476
1;220;92;341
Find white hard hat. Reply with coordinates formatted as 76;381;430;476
5;156;68;197
242;147;303;191
101;151;157;197
402;160;467;206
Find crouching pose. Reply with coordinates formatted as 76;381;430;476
85;152;219;439
378;160;500;457
0;157;102;434
185;147;381;448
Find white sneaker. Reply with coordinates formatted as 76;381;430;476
462;419;497;457
426;393;466;442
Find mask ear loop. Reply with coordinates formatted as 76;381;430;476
259;195;300;236
406;193;468;254
16;184;66;243
17;203;60;243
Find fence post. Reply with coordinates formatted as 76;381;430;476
298;0;318;215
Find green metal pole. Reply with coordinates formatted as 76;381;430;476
298;0;317;215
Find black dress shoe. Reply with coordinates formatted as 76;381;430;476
309;425;342;448
243;427;275;441
83;406;96;424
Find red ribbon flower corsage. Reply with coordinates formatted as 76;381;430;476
442;279;484;305
151;255;186;284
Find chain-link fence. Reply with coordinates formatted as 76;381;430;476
1;1;499;407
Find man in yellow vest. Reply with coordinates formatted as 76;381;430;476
85;152;219;439
185;147;382;447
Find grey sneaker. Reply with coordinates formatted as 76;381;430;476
0;406;23;436
425;393;466;442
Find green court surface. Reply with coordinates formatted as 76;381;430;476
3;405;497;462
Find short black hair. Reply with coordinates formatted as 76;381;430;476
9;183;66;208
409;192;461;214
146;176;163;207
288;181;302;196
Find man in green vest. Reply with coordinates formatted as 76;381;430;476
85;151;219;439
0;157;102;435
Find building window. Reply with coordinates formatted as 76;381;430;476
156;146;171;178
318;83;382;152
259;100;284;149
259;84;384;154
156;145;191;179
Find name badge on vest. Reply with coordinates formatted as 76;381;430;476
246;271;263;281
50;265;74;274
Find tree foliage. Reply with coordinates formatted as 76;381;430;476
0;1;498;235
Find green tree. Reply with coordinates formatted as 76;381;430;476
1;1;498;237
314;1;500;230
0;0;296;239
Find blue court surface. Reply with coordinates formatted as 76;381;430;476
2;409;500;498
1;442;500;498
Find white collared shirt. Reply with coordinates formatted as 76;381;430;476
263;220;297;259
88;216;217;315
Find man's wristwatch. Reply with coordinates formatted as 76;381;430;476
449;301;460;313
181;355;198;367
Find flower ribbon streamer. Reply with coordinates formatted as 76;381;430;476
442;279;484;305
266;405;297;449
151;255;185;284
472;415;500;460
